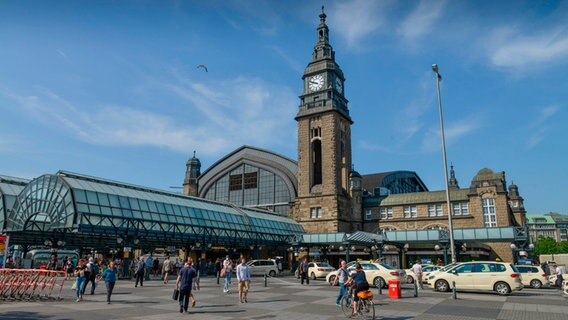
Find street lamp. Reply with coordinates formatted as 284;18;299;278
432;64;456;264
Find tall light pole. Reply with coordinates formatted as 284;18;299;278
432;64;456;264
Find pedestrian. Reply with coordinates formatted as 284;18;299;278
222;255;233;293
47;254;58;271
102;261;118;304
134;257;146;287
344;263;369;318
176;261;197;314
299;257;309;285
152;257;160;278
64;257;74;280
215;258;221;277
277;259;283;275
84;257;99;295
553;264;564;288
162;255;172;284
193;258;201;291
334;260;349;307
236;256;251;303
74;259;87;302
411;260;424;289
145;255;152;281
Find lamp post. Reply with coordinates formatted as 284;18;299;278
432;64;456;264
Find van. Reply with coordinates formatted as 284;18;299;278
24;249;79;269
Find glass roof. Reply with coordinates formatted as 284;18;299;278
57;171;303;239
0;175;30;196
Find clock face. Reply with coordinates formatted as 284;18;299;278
308;74;324;91
335;77;343;94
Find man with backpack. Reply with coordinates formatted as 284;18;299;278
334;260;349;307
85;257;99;295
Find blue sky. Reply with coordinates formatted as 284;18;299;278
0;0;566;214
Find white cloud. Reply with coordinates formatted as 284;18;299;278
2;77;298;156
421;118;481;153
397;0;446;40
328;0;390;48
488;27;568;68
527;104;561;149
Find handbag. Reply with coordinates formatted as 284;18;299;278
220;268;226;278
172;288;179;300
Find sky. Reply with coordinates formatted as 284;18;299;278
0;0;566;215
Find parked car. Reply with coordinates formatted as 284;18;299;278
514;265;549;289
429;261;523;295
404;264;442;284
307;262;335;280
326;261;405;288
247;259;278;277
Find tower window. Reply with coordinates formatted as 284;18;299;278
244;172;258;189
312;139;322;186
310;207;322;218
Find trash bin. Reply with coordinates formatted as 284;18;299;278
388;279;401;299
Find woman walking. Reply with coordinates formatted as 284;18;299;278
74;259;87;302
102;261;118;304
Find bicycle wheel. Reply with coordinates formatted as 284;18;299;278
359;299;375;320
341;294;353;317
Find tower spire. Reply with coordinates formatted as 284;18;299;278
448;163;459;189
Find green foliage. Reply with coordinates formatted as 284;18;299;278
534;236;568;255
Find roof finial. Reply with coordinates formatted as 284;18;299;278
193;150;196;158
319;5;327;23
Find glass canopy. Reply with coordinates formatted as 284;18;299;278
6;171;303;248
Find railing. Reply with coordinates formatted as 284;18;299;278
0;269;65;301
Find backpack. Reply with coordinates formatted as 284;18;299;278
91;263;100;276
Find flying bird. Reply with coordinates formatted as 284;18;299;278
197;64;208;72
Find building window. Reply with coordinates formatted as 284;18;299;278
482;198;497;227
366;209;372;219
310;207;322;219
428;204;443;217
243;172;258;189
452;202;469;216
380;207;393;219
403;205;417;218
229;174;242;191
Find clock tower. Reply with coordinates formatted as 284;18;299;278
293;7;358;233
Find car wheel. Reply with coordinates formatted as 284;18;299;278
406;275;415;284
328;275;337;286
494;282;511;295
435;279;450;292
311;272;317;280
530;279;542;289
373;277;385;288
269;270;276;277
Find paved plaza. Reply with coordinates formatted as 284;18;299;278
1;275;568;320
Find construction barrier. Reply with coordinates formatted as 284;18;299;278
0;269;66;301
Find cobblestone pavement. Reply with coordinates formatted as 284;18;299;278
1;275;567;320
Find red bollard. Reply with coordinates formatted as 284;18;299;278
388;279;401;299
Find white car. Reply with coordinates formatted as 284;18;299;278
429;261;523;295
307;262;335;280
515;265;549;288
404;264;442;284
247;259;278;277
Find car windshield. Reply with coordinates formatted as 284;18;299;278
380;263;394;269
439;263;458;272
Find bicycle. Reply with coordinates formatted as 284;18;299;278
340;287;375;319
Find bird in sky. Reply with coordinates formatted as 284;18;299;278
196;64;208;72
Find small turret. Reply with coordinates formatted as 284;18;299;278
183;151;201;196
448;163;459;189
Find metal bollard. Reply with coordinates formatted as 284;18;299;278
217;271;220;285
264;273;267;287
413;280;418;297
452;281;457;299
378;282;382;295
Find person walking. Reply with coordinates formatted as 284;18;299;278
134;257;146;287
411;260;424;289
334;260;349;307
299;257;309;285
74;259;87;302
222;255;233;293
176;261;197;314
144;255;152;281
87;257;100;295
554;264;564;288
152;257;160;278
102;261;118;304
162;256;172;284
236;256;251;303
64;257;74;281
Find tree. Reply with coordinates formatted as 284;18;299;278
534;236;559;255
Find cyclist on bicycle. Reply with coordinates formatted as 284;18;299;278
344;263;369;318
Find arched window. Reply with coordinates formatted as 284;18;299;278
311;140;322;186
